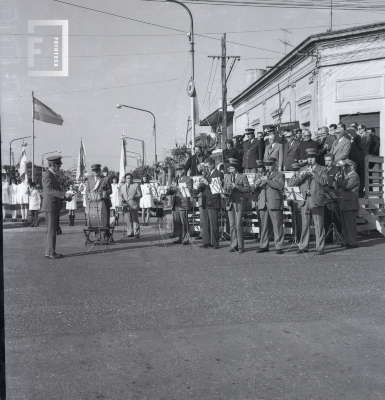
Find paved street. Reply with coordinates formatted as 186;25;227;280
3;213;385;400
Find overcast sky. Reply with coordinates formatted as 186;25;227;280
1;0;383;172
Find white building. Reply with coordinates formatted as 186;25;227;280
231;22;384;160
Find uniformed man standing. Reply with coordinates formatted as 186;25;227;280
255;157;285;254
41;156;73;259
222;158;251;253
336;159;360;248
242;128;264;173
166;164;194;245
292;148;328;255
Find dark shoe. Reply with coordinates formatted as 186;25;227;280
212;244;219;249
296;249;308;254
45;253;63;259
257;247;269;253
57;227;62;235
238;248;244;253
134;235;140;238
200;244;210;249
316;251;324;255
276;249;284;255
182;238;189;245
229;246;238;252
346;244;358;249
128;233;134;237
145;222;148;226
172;239;182;244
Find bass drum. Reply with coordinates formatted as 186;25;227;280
87;200;102;228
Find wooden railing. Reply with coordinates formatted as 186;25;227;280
364;155;384;199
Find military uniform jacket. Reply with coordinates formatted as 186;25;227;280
167;175;194;210
197;169;224;209
223;173;251;212
324;165;340;194
337;171;360;211
254;171;285;210
242;139;264;169
282;139;300;170
292;164;328;208
41;169;66;213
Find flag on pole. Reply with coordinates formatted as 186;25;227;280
19;144;28;184
119;136;127;184
76;140;86;180
193;95;199;124
33;96;64;125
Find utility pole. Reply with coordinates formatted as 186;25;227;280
330;0;333;31
185;116;191;146
208;34;240;158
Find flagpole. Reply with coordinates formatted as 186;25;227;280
32;91;35;181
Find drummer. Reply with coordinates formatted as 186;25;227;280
85;164;112;231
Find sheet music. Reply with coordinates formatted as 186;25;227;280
209;177;223;195
191;176;202;190
179;182;191;198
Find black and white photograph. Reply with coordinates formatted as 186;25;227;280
1;0;385;398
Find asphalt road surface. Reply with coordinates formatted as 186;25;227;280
3;215;385;400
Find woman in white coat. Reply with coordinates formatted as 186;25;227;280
65;183;77;226
17;179;29;222
2;174;9;221
9;177;19;222
140;175;154;226
110;175;121;225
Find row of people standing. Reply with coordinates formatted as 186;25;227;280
176;147;360;254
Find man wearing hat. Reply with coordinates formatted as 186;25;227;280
292;148;328;255
282;130;300;171
166;163;194;245
242;128;264;173
286;162;303;243
254;157;285;254
264;132;283;171
85;164;113;233
222;158;251;253
120;171;142;238
195;157;223;249
41;156;73;259
336;159;360;248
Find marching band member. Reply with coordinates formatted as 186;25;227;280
222;158;251;253
196;158;223;249
286;162;303;243
292;148;328;255
254;157;285;254
85;164;112;232
119;172;142;238
165;164;194;245
336;159;360;248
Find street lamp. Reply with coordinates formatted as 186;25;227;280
117;104;157;164
9;136;31;172
126;154;141;167
42;151;61;168
165;0;196;155
126;150;142;164
121;134;145;167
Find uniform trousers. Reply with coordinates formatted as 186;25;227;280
299;203;325;251
173;207;189;239
227;206;244;249
125;208;140;236
200;207;219;246
341;210;358;246
259;206;284;249
45;212;58;255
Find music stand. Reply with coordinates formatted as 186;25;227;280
324;191;345;246
149;183;170;248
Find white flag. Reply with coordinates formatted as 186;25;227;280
119;137;127;184
19;145;28;183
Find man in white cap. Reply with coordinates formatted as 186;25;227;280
336;159;360;248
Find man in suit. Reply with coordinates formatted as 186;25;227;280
256;131;265;154
368;127;380;156
41;156;73;259
298;130;318;163
119;172;142;238
85;164;112;232
323;153;343;244
286;162;302;243
254;157;285;254
336;159;360;248
196;157;223;249
264;132;283;170
294;128;302;141
242;128;264;173
292;148;328;255
222;158;251;253
184;145;204;176
331;128;351;162
166;164;194;245
282;130;300;171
